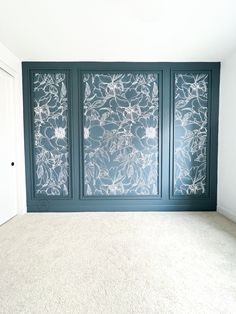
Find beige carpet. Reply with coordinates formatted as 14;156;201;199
0;212;236;314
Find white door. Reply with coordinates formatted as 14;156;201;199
0;67;17;225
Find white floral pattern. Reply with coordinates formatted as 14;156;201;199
83;73;159;196
174;73;208;195
33;73;69;196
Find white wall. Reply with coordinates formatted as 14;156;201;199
0;41;26;215
218;49;236;222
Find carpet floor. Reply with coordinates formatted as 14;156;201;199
0;212;236;314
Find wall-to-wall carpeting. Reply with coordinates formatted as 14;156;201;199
0;212;235;313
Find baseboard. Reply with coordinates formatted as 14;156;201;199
0;214;16;226
217;206;236;223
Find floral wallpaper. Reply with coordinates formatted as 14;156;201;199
33;73;70;196
174;73;208;195
83;73;159;196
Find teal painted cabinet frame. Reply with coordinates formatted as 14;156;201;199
22;62;220;212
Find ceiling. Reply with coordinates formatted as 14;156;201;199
0;0;235;61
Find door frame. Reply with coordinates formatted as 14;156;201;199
0;61;18;223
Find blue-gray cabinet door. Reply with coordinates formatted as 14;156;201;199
23;62;220;212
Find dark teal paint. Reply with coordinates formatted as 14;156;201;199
31;71;72;199
170;70;211;199
79;70;163;199
22;62;220;212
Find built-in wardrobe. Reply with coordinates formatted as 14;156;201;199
23;62;220;212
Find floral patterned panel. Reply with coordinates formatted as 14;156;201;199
174;73;208;196
83;73;159;196
33;73;70;196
